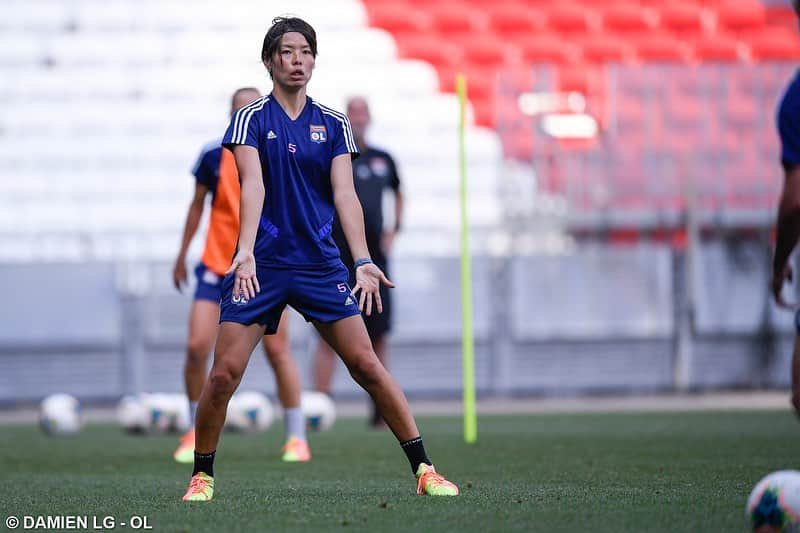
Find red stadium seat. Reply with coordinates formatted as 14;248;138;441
544;4;597;34
460;34;521;69
461;0;547;7
436;62;499;103
657;4;708;35
487;4;547;39
361;0;408;5
747;28;800;61
429;4;485;37
691;35;743;61
471;97;495;127
366;5;432;37
635;34;693;62
397;37;464;70
519;35;581;64
714;1;767;34
765;5;800;33
436;65;459;93
556;64;592;93
577;34;634;63
601;5;657;35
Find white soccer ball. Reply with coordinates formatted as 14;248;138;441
746;470;800;532
116;395;151;434
225;391;274;432
301;391;336;431
39;393;82;436
142;393;185;434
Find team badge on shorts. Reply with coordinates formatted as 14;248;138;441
231;293;249;306
310;125;327;144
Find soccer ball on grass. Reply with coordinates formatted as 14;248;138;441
39;393;82;436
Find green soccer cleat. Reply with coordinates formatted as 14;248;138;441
415;464;459;496
281;436;311;462
182;472;214;502
173;429;195;464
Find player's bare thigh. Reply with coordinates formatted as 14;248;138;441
187;300;220;358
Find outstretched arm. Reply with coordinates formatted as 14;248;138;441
173;183;209;292
331;154;394;315
226;145;265;300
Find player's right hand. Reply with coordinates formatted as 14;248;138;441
772;263;794;308
173;259;187;293
226;249;260;300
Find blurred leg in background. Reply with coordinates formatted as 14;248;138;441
262;311;310;462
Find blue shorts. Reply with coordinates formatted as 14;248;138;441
194;262;223;303
219;262;361;334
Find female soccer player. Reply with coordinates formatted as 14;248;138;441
182;16;458;501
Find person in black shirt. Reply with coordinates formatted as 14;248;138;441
312;96;404;428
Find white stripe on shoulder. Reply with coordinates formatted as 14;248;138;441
231;96;265;144
312;101;357;153
236;97;269;144
232;96;269;145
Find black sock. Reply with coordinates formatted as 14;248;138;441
193;451;215;477
400;436;431;474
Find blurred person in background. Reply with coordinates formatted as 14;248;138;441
182;16;457;502
312;96;404;429
172;87;310;465
771;0;800;419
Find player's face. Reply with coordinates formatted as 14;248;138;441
269;32;315;90
346;98;370;139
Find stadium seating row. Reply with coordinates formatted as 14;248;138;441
363;0;800;131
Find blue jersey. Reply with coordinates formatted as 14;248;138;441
222;95;359;268
191;138;222;197
778;70;800;170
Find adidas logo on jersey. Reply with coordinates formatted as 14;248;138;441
345;296;355;306
267;130;277;139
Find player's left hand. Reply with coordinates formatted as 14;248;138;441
773;263;794;309
352;263;394;316
226;249;260;300
172;258;188;293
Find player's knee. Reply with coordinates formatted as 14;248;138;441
208;364;241;399
348;353;383;387
186;336;212;365
266;344;292;368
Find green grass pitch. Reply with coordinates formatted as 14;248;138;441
1;411;796;532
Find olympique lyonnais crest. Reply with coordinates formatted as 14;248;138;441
310;124;327;144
